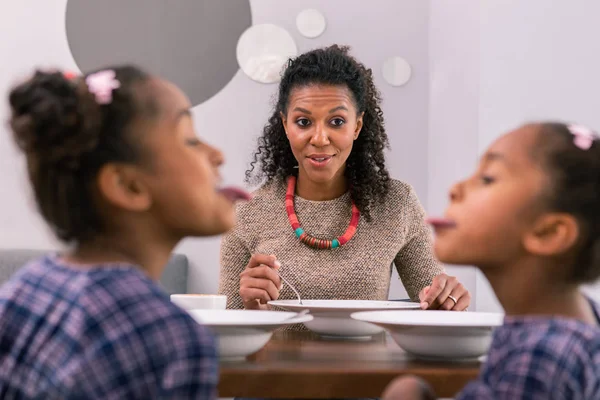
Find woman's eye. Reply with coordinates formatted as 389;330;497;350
296;118;311;127
330;118;345;127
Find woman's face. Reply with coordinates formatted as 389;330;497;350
281;85;363;186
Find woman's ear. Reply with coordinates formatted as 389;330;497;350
280;111;289;136
354;112;364;140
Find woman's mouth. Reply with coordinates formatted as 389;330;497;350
307;154;333;168
218;186;252;203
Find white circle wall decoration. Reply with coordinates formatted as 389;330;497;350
296;9;327;38
236;24;298;84
382;56;412;87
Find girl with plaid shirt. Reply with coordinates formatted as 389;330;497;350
384;122;600;400
0;66;250;399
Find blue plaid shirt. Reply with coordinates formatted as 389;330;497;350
0;255;218;399
457;300;600;400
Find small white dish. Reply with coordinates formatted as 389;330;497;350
170;294;227;310
268;300;420;339
351;310;504;360
188;309;312;361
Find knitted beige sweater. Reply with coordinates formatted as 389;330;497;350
218;178;443;309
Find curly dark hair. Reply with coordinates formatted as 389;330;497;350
536;122;600;283
8;65;155;243
246;45;390;221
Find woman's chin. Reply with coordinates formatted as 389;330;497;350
303;169;338;185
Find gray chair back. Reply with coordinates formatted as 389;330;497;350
0;249;188;294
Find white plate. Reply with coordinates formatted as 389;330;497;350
351;309;503;327
189;309;312;328
268;299;421;312
352;310;504;360
268;300;420;339
189;309;313;360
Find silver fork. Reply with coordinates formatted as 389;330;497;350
276;270;303;305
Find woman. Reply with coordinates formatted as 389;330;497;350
219;45;470;312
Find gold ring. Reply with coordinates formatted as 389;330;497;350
448;295;458;304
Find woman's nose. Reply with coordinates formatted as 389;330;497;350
309;123;330;147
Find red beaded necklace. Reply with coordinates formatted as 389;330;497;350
285;176;360;249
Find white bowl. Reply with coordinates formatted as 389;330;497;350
351;310;504;360
268;300;420;339
188;309;313;361
170;294;227;310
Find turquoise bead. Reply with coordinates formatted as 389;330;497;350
331;239;340;249
295;228;304;237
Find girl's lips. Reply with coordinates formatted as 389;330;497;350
425;217;457;229
218;186;252;202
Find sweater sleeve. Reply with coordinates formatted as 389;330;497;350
393;185;444;301
218;228;251;310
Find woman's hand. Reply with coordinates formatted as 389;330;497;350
419;273;471;311
239;254;282;310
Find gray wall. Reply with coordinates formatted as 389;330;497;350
0;0;433;301
180;0;431;300
429;0;600;312
477;0;600;310
9;1;599;310
428;0;480;309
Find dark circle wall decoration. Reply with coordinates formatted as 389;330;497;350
65;0;252;107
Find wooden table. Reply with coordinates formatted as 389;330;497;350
219;331;481;399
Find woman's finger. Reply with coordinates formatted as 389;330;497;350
239;287;272;307
246;254;280;270
431;276;458;310
420;275;448;309
440;283;467;311
452;289;471;311
240;276;280;302
418;286;430;302
241;265;281;288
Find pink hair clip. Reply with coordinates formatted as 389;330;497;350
85;70;120;105
567;124;597;150
63;71;78;80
